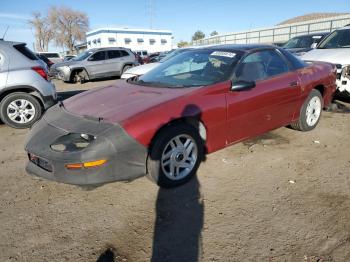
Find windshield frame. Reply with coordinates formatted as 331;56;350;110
73;50;94;61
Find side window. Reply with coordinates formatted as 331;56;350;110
235;50;289;82
120;50;130;57
90;51;105;61
107;50;121;59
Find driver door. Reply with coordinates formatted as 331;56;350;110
226;49;301;143
85;51;107;77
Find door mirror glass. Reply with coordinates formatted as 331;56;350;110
311;43;317;49
231;80;256;91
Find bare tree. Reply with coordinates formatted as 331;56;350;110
29;12;53;52
49;6;89;53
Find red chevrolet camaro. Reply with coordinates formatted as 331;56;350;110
25;44;337;188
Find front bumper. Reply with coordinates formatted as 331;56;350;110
25;105;148;186
335;66;350;97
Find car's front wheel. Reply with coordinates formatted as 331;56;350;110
290;89;323;131
147;123;204;188
0;92;42;129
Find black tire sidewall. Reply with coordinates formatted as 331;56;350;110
299;89;323;131
147;123;204;188
0;92;42;129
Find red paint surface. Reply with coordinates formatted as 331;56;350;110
64;61;336;154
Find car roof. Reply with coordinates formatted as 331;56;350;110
290;32;329;38
197;44;275;53
0;40;26;47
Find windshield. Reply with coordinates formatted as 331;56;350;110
73;50;93;61
318;29;350;49
159;49;184;62
283;36;315;49
132;49;240;88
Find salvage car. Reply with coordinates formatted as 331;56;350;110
282;32;328;56
301;25;350;98
50;47;139;83
25;44;337;188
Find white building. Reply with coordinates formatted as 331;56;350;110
86;28;173;54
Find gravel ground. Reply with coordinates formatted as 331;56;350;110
0;79;349;262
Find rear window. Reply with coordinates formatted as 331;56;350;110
41;53;60;58
13;44;38;60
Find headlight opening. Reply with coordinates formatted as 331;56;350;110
50;133;96;152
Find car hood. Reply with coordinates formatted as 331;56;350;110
124;62;160;75
301;48;350;65
52;60;79;69
63;80;197;124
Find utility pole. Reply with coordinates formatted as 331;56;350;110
146;0;155;29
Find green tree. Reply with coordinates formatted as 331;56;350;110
191;30;205;41
210;30;219;37
177;41;189;48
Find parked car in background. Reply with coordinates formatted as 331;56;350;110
36;52;63;64
0;40;57;128
282;32;329;56
135;50;148;63
50;47;139;83
273;42;286;47
301;25;350;98
36;53;54;69
63;55;76;61
121;48;193;79
25;44;336;188
148;51;170;63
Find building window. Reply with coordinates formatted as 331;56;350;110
87;41;91;46
92;39;97;44
149;39;156;45
124;38;131;44
161;39;167;44
108;37;116;44
137;38;144;43
97;38;101;43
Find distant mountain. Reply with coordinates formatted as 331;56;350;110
278;12;350;25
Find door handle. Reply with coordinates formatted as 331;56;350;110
289;81;299;87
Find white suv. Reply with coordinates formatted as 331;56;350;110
301;25;350;97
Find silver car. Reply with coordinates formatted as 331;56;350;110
0;40;57;129
51;47;139;83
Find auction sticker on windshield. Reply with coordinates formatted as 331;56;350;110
210;51;236;58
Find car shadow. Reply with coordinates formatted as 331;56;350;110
150;104;206;262
328;100;350;114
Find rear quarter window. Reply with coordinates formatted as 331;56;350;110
13;44;38;60
279;48;306;70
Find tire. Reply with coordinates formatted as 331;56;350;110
0;92;42;129
122;65;132;74
290;89;323;131
147;123;204;188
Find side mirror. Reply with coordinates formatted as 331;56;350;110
311;43;317;49
231;80;256;91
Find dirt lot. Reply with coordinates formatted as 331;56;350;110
0;79;350;262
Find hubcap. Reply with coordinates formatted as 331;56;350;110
306;96;321;127
161;134;198;181
6;99;36;124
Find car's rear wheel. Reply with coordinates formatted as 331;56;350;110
290;89;323;131
0;92;42;129
147;123;204;188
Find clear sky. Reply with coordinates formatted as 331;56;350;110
0;0;349;52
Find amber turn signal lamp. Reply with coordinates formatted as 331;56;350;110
65;159;107;170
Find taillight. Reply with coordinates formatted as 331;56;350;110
31;66;48;81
